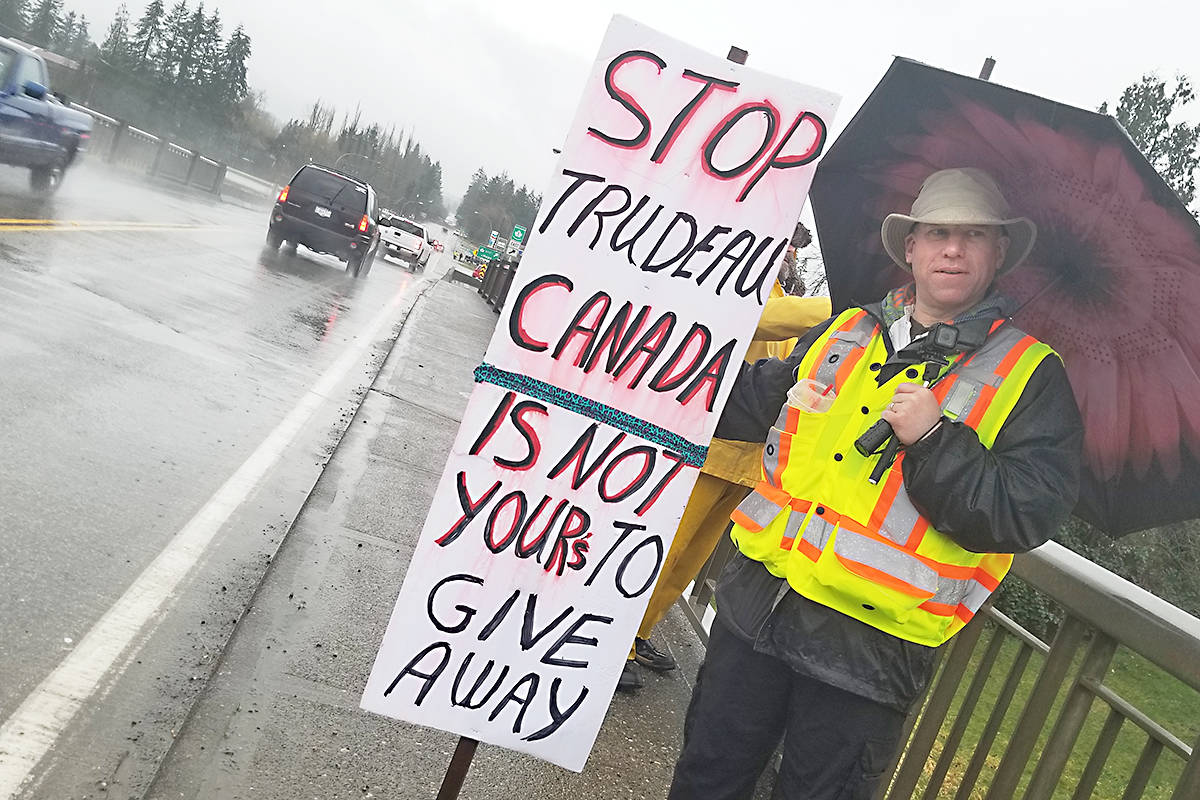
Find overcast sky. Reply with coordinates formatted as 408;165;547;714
64;0;1200;203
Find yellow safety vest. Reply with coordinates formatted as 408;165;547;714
730;308;1057;647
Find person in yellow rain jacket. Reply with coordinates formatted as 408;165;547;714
668;168;1082;800
619;277;831;691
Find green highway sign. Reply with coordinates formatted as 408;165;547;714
511;224;527;242
476;246;500;260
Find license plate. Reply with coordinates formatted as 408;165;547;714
314;206;332;218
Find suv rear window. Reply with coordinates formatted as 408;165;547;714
290;167;367;214
396;220;424;237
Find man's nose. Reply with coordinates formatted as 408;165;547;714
942;232;966;255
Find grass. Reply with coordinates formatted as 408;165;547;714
902;624;1200;799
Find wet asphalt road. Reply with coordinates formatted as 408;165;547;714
0;161;448;797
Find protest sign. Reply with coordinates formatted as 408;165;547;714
361;15;838;772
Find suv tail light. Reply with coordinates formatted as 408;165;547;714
277;185;290;203
358;214;370;233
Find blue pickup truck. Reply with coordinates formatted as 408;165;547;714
0;37;91;192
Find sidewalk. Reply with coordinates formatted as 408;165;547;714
144;269;711;799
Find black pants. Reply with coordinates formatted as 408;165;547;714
669;616;905;800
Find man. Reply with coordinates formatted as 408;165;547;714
668;168;1083;799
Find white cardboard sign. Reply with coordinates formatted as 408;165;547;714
362;15;838;772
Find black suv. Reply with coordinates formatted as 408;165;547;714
266;164;380;277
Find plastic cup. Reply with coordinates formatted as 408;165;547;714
787;378;835;413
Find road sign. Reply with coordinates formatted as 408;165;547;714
476;246;500;260
511;224;527;243
494;237;509;251
488;230;499;246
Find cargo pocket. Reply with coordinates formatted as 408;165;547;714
811;528;937;623
835;736;895;800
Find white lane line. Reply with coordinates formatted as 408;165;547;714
0;286;413;798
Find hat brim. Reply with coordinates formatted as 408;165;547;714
880;213;1037;276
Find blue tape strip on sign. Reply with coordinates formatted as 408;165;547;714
474;363;708;467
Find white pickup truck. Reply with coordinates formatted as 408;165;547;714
379;216;430;271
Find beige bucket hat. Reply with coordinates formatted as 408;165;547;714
880;167;1036;276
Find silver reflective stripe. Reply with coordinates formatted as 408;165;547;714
831;327;873;347
781;507;806;547
813;338;858;386
810;314;875;391
801;514;834;551
762;427;782;479
774;402;790;430
735;489;786;530
878;492;920;545
834;529;939;595
929;577;970;607
961;579;994;614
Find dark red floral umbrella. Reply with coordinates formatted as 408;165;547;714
810;57;1200;537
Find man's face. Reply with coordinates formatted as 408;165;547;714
904;223;1009;320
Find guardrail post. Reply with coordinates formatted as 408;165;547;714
184;149;201;186
107;121;127;163
148;136;169;176
212;163;227;195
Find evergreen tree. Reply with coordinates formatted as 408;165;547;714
25;0;61;47
172;2;206;89
216;24;251;106
130;0;164;69
99;4;132;69
153;1;190;83
53;8;73;50
67;14;89;59
190;8;221;104
0;0;29;38
1102;73;1200;208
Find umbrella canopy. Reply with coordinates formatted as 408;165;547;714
810;58;1200;537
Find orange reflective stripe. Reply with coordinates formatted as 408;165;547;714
954;605;975;623
993;335;1038;378
756;481;791;506
797;538;820;561
836;553;935;598
869;452;907;531
771;411;796;486
973;567;1001;591
919;599;957;617
804;310;868;381
964;335;1035;428
933;373;958;401
730;508;763;532
906;519;930;549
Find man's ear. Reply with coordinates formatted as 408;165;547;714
904;232;917;264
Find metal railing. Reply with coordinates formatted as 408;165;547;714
68;101;276;203
681;539;1200;799
477;257;519;312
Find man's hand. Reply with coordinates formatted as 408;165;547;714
880;383;943;445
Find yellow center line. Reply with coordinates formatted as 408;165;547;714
0;223;232;232
0;218;224;226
